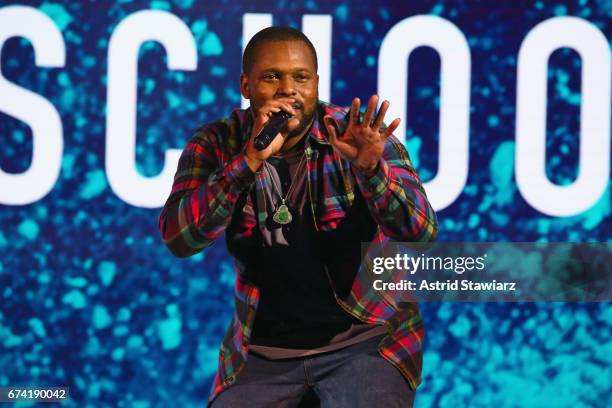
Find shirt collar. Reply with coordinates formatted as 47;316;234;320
306;102;331;146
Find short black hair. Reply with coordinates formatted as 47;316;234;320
242;26;318;74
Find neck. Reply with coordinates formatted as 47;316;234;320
279;134;306;153
280;119;314;153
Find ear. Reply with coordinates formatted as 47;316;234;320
240;73;250;99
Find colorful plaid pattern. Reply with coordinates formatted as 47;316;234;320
158;101;438;405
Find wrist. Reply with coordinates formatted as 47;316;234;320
357;161;379;177
244;150;264;172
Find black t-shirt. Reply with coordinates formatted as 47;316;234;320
243;140;378;349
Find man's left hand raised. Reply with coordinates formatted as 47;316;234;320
324;95;401;176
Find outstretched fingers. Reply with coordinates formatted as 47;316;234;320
349;97;360;126
373;100;389;129
381;118;401;139
362;95;379;127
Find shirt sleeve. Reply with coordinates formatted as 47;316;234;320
158;124;256;258
351;135;438;242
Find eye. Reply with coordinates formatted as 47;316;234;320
295;73;310;83
262;73;279;81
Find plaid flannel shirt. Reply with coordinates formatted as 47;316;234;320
158;101;438;405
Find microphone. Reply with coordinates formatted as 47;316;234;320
254;111;292;151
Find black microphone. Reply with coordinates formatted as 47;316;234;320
254;111;292;151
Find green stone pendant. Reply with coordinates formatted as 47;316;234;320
272;203;292;225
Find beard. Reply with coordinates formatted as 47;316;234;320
286;104;316;139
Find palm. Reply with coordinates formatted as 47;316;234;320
324;95;400;173
332;125;385;169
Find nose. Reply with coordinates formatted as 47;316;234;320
276;75;296;97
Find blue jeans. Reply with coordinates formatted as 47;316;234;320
210;335;416;408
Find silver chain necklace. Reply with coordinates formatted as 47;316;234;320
264;152;307;225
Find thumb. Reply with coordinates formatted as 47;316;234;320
324;116;339;144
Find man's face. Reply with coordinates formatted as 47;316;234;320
240;40;319;139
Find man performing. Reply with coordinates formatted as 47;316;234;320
159;27;437;407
